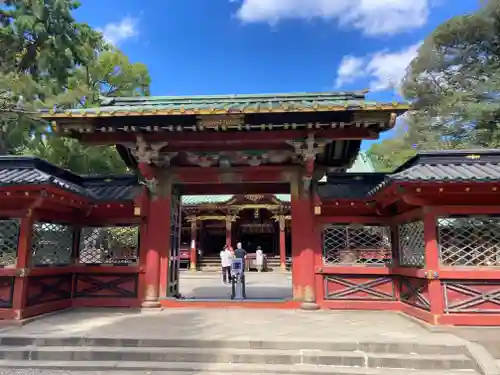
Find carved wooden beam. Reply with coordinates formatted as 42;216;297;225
122;135;173;166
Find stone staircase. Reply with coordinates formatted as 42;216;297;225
0;336;485;374
199;255;285;271
199;256;222;271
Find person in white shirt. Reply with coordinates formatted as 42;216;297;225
255;246;264;272
220;245;233;284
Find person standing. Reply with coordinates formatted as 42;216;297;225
255;246;264;272
220;245;232;284
234;242;246;270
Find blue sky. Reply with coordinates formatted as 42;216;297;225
75;0;480;149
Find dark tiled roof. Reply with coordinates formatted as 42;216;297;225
82;175;138;201
368;149;500;195
0;156;137;201
0;156;89;196
318;173;386;199
3;149;500;203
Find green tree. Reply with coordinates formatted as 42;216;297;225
0;0;103;85
48;48;151;110
401;0;500;149
368;0;500;170
29;49;151;174
367;118;418;171
0;1;151;175
0;0;103;155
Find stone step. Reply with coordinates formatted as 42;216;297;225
0;337;468;355
0;346;475;370
0;360;480;375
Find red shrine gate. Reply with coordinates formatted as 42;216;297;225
137;162;320;308
1;92;500;326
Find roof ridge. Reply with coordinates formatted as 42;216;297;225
101;91;369;104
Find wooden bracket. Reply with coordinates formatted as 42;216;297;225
425;270;439;280
16;268;30;277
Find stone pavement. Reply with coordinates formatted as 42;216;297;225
178;270;292;299
0;308;463;344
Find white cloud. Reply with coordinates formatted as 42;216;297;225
335;56;365;88
335;42;421;91
99;17;139;45
235;0;429;36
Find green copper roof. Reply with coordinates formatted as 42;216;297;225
181;152;374;205
181;195;234;205
43;91;407;117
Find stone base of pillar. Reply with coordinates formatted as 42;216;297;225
300;285;319;310
280;262;286;270
190;262;197;271
141;300;161;308
300;301;320;311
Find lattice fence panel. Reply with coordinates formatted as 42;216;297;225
79;226;139;265
31;222;73;266
398;221;425;267
323;224;392;266
438;217;500;267
0;219;20;267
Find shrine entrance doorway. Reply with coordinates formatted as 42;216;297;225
174;182;293;302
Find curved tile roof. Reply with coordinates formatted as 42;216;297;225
42;91;407;117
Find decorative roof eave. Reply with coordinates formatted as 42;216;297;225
0;181;139;203
41;103;408;120
367;178;500;197
51;121;396;137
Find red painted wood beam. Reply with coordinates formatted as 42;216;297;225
433;205;500;216
315;216;390;225
391;267;427;278
319;300;401;311
0;269;17;277
180;183;289;195
439;268;500;280
80;216;140;226
315;266;391;275
173;166;296;184
0;209;29;218
79;128;379;145
163;142;291;152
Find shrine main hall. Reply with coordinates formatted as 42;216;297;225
0;91;499;326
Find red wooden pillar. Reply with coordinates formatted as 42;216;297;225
391;224;402;301
290;177;318;310
225;217;232;248
278;215;286;270
137;187;150;304
139;163;171;308
190;219;197;271
423;209;444;324
12;211;34;319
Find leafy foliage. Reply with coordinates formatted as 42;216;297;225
35;49;151;174
366;118;418;172
369;0;500;171
0;0;103;85
0;0;151;175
